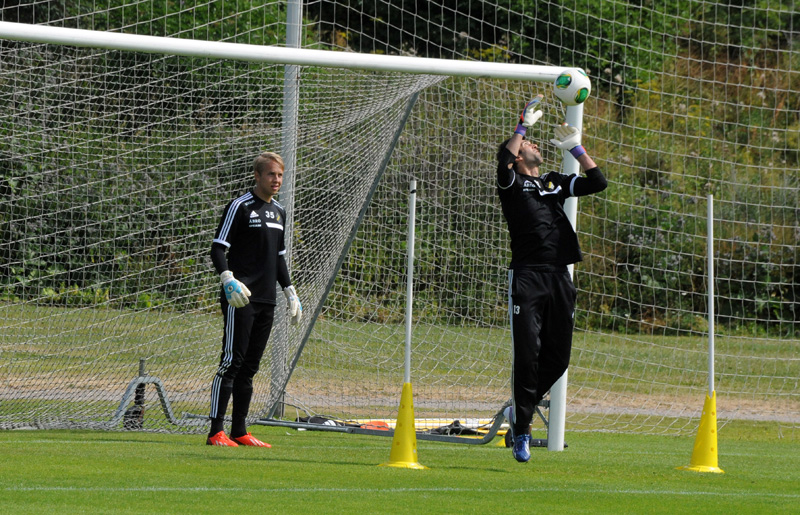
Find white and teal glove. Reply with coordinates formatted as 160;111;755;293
550;122;586;158
283;285;302;325
220;271;251;308
515;94;544;136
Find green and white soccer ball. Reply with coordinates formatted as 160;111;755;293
553;68;591;106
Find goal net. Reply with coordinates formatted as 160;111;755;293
1;0;798;438
0;24;560;433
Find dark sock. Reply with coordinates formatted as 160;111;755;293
230;419;247;438
208;417;225;437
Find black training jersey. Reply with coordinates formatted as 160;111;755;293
213;189;287;304
496;148;582;267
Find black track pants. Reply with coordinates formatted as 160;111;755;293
507;266;577;435
209;297;275;429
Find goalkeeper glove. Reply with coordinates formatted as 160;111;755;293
283;285;302;325
515;95;544;136
220;271;251;308
550;123;586;158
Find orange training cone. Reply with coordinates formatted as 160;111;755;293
677;391;724;474
380;382;427;469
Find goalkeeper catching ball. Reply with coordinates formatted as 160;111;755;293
206;151;302;447
496;96;608;462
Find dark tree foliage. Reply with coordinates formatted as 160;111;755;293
306;0;518;59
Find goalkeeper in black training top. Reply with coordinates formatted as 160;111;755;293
496;96;607;462
206;151;302;447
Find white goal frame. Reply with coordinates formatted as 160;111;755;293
0;20;585;450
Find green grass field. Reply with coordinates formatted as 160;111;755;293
6;303;798;428
1;421;797;514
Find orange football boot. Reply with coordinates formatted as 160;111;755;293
206;431;239;447
232;432;271;447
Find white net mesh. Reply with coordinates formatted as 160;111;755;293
1;0;798;437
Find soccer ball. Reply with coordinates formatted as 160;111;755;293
553;68;591;106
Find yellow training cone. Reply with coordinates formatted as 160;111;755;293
677;391;724;473
380;382;427;469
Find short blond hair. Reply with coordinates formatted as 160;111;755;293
253;152;284;175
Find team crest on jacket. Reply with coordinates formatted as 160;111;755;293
522;177;561;196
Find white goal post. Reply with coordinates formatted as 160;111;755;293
0;22;563;81
0;20;586;448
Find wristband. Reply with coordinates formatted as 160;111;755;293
569;145;586;158
514;123;527;136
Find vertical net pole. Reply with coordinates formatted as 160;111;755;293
282;0;302;200
270;0;304;419
676;192;723;474
548;102;585;451
707;194;715;396
404;180;417;384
